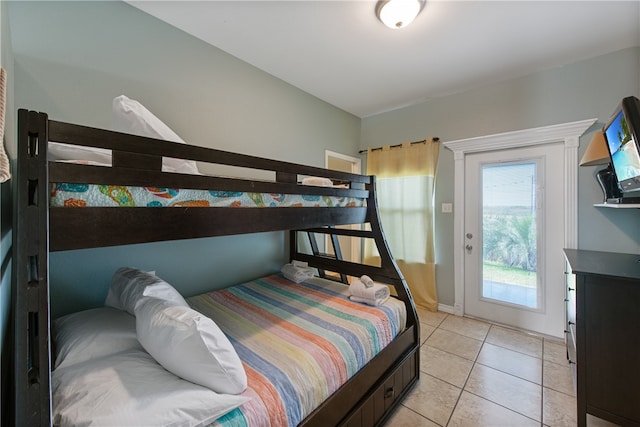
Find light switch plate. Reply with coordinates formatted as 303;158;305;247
441;203;453;213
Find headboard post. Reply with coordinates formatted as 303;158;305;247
13;109;52;426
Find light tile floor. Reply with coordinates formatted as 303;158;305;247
383;309;620;427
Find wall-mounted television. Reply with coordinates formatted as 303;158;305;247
603;96;640;202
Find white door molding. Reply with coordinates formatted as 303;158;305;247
325;150;361;174
442;119;596;316
325;150;362;263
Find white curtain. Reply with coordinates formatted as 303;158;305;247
365;139;440;311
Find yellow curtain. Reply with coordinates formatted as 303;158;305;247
365;138;440;311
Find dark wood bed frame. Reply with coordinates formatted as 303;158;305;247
12;109;420;426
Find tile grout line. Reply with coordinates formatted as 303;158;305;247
412;313;451;426
427;321;543;387
446;322;545;426
421;313;458;426
443;317;488;426
478;325;541;421
435;313;454;427
480;325;545;425
418;313;572;426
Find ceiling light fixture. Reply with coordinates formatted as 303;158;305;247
376;0;425;30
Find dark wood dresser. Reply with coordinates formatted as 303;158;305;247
564;249;640;427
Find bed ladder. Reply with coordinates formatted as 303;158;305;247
292;224;411;299
306;228;348;283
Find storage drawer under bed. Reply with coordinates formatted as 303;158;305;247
341;349;418;427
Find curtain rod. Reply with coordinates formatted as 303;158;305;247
358;137;439;154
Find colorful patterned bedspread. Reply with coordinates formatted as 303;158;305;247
50;183;365;208
187;274;406;427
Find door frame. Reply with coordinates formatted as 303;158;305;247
325;150;362;263
325;150;361;174
443;119;596;316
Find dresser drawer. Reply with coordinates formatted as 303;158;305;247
564;268;577;393
566;323;577;393
566;324;576;364
566;271;576;326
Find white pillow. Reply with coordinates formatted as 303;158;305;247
301;176;334;187
135;297;247;395
105;267;188;315
53;307;142;369
52;349;250;427
48;142;112;165
112;95;200;175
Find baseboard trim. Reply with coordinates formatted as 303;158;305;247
437;303;455;314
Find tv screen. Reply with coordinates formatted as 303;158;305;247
603;96;640;195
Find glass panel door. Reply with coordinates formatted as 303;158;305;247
481;162;539;309
464;143;565;337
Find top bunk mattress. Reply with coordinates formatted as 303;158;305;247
188;274;407;427
50;183;366;208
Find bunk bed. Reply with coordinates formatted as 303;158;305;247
13;108;420;426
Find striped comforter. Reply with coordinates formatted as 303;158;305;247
187;274;406;427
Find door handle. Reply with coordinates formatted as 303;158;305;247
465;244;473;253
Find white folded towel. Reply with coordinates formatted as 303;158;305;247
281;262;315;283
360;275;374;288
348;278;390;306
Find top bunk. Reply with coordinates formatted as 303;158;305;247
17;106;414;299
19;109;372;252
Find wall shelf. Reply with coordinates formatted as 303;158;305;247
594;203;640;208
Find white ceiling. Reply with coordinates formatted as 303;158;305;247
130;1;640;118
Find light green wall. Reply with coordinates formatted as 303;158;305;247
7;1;640;313
361;47;640;306
8;1;361;317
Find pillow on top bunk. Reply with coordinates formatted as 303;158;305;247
135;296;248;395
53;307;142;369
105;267;188;315
301;176;334;187
52;348;249;427
112;94;201;175
48;143;112;166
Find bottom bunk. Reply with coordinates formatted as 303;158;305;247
50;269;418;427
